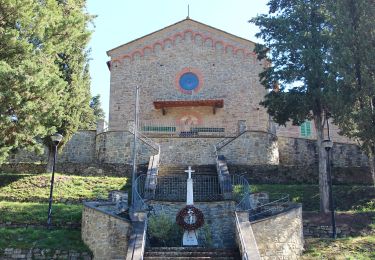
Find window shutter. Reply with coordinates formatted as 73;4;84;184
300;121;311;137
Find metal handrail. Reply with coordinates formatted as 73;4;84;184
140;219;147;260
134;174;250;209
133;174;148;211
214;130;247;152
249;193;290;220
129;125;161;153
235;213;249;260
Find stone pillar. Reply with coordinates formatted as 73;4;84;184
96;119;107;134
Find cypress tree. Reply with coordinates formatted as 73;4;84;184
328;0;375;185
0;0;94;168
251;0;333;212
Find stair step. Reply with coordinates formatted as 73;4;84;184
144;247;241;260
145;252;238;257
144;257;239;260
143;256;241;260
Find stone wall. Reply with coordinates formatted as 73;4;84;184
96;131;155;164
220;131;279;165
229;164;373;185
81;203;131;260
0;248;92;260
3;128;372;184
91;130;278;166
251;204;303;260
59;131;96;163
277;136;368;168
7;131;97;164
148;200;236;248
303;223;355;238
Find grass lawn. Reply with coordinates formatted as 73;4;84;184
0;172;373;257
0;228;90;252
251;184;375;212
302;235;375;259
0;202;82;226
0;173;128;203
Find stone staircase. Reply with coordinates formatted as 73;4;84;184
144;247;241;260
150;164;222;201
158;164;217;176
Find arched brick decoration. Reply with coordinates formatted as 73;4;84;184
110;30;258;64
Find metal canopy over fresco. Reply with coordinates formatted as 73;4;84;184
153;99;224;115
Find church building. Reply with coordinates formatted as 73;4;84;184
103;18;365;172
7;18;369;184
105;18;278;166
107;18;269;134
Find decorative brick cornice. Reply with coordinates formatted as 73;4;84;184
110;29;258;66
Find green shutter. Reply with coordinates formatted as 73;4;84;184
300;121;312;137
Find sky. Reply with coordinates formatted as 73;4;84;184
86;0;269;120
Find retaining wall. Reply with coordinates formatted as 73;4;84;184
148;200;237;248
0;249;92;260
81;203;132;260
251;204;304;260
2;130;371;184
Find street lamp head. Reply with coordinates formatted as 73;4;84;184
322;139;333;151
51;133;63;146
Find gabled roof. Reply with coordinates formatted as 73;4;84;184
107;18;257;57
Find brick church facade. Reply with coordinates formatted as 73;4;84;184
107;18;269;134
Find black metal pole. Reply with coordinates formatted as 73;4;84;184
47;144;57;229
327;150;336;238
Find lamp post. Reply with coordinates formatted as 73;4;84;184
47;133;63;229
322;117;336;239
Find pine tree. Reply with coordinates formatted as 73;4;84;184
250;0;333;213
0;0;94;167
328;0;375;185
90;94;105;123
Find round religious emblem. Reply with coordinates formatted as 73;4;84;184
176;205;205;231
179;72;199;91
175;68;203;94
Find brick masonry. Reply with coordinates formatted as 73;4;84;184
107;19;269;134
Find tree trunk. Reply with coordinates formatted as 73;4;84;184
46;146;54;173
314;115;330;213
369;153;375;187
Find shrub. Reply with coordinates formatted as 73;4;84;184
147;213;182;247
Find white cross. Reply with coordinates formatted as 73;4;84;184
184;166;195;179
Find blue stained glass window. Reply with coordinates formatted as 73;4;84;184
179;72;199;91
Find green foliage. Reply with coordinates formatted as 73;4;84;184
250;0;331;126
199;224;213;247
0;202;82;225
147;213;182;247
0;173;127;202
90;94;105;124
326;0;375;169
0;0;94;163
0;227;90;252
251;184;375;212
302;236;375;259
